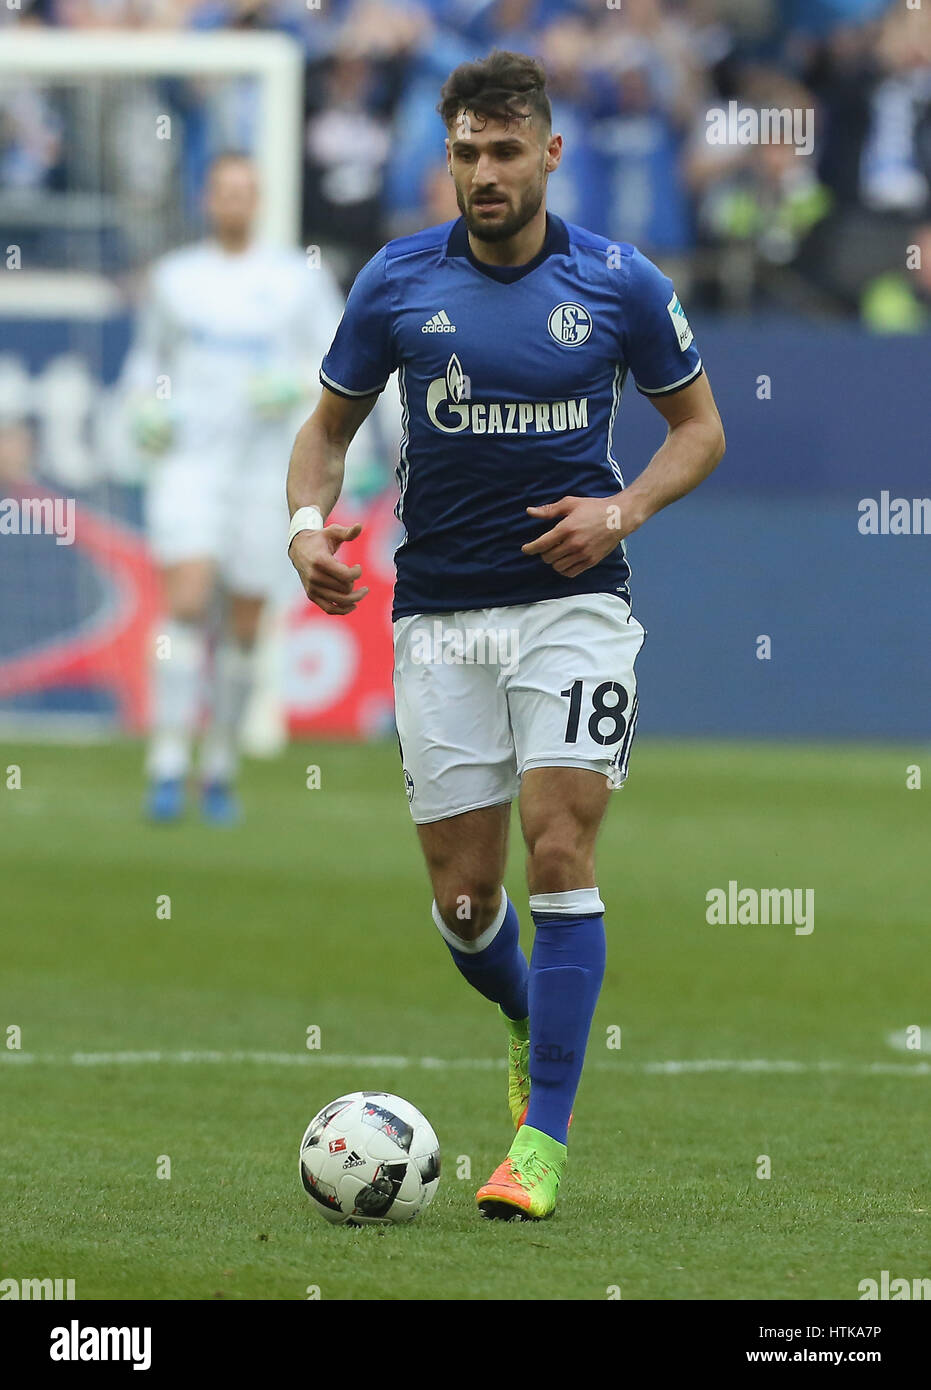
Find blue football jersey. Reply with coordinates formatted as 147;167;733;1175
319;212;703;619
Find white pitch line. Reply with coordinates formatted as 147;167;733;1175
0;1051;928;1076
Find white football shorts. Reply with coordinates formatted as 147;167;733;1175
145;424;290;598
392;592;646;824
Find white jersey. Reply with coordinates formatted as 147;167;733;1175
121;238;346;450
125;237;402;594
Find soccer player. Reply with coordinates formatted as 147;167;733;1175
122;152;347;824
287;52;725;1219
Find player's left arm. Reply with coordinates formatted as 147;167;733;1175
616;369;726;533
522;372;725;578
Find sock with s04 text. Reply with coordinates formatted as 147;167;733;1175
432;888;529;1023
524;888;607;1146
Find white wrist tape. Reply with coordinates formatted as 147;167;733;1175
288;505;324;551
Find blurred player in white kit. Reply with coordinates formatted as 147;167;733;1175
122;152;358;823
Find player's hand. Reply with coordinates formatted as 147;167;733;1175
522;495;637;578
289;521;369;616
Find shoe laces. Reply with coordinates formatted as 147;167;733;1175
510;1149;550;1187
508;1036;529;1078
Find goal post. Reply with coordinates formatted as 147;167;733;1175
0;27;308;741
0;28;305;246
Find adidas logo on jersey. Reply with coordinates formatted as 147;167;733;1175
421;309;456;333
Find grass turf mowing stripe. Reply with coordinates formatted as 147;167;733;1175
2;1050;929;1075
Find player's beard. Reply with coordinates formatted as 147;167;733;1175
457;175;545;245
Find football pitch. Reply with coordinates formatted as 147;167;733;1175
1;738;927;1302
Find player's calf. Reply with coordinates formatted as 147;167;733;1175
518;768;611;1146
431;887;529;1025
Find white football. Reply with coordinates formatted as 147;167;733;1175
299;1091;441;1225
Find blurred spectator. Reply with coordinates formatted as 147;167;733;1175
183;0;310;216
0;82;63;191
684;69;835;310
803;21;879;210
579;0;701;257
302;3;432;275
859;5;931;216
53;0;195;24
536;17;599;229
189;0;305;40
419;160;461;225
458;0;569;53
378;4;474;236
779;0;894;42
302;51;396;279
861;219;931;331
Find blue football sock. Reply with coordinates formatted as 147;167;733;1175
432;890;529;1022
524;889;607;1146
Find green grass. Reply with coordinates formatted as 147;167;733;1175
1;738;928;1300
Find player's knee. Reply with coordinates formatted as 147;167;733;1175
526;828;593;895
169;594;210;626
229;629;259;656
232;627;260;652
230;599;264;648
433;881;502;941
161;562;214;625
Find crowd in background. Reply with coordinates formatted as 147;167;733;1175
3;0;931;326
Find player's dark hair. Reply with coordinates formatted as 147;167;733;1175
437;49;551;144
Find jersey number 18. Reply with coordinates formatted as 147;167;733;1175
560;680;629;746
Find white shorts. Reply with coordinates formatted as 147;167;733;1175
392;592;646;824
145;430;290;598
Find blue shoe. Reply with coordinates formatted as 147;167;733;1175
201;781;241;826
146;778;185;823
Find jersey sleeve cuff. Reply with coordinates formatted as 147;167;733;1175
319;368;386;399
635;360;704;398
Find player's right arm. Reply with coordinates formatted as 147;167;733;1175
120;264;176;455
290;244;395;614
287;385;379;615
